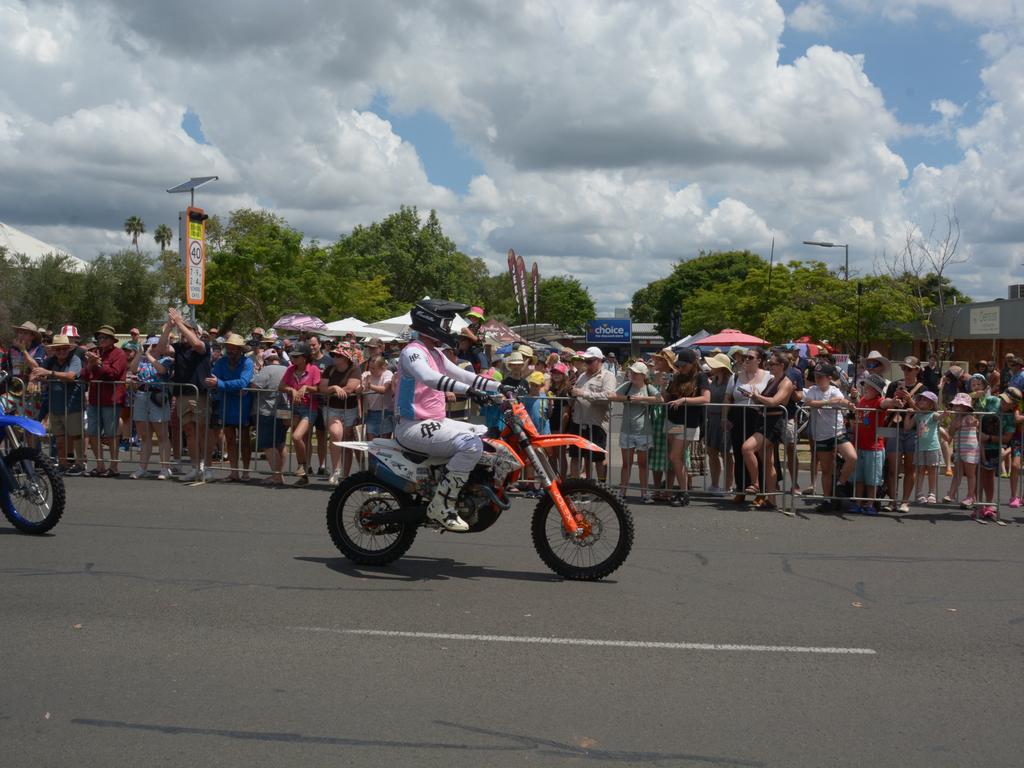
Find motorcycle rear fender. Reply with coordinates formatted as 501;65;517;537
0;415;46;437
331;440;368;451
529;434;606;454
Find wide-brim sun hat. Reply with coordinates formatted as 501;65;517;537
915;390;938;404
13;320;42;337
223;333;247;348
506;351;526;365
628;361;650;376
95;324;117;338
999;386;1023;405
865;350;890;369
863;373;888;395
950;392;973;409
46;334;72;349
653;348;677;367
706;353;733;372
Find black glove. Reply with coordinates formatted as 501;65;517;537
499;383;523;397
466;387;496;406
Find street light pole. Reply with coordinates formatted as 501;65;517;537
802;240;850;281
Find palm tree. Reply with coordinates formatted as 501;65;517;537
154;224;173;252
124;216;145;254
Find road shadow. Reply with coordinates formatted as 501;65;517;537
294;555;609;584
0;527;55;537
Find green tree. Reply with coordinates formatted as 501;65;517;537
124;216;145;254
153;223;173;252
203;208;306;329
536;275;596;333
10;253;85;330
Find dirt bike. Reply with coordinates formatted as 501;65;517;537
0;370;66;534
326;391;634;580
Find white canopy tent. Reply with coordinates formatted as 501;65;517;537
368;309;469;336
0;222;88;272
322;316;368;337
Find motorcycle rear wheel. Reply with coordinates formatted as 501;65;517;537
326;471;418;565
2;447;65;534
531;479;633;580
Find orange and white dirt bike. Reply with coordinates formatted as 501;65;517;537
326;391;634;580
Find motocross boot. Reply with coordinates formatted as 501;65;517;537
425;470;471;532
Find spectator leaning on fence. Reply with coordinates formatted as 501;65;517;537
361;355;394;441
81;324;128;477
128;335;174;479
208;333;254;482
30;334;84;475
946;392;979;508
281;341;321;486
802;362;856;511
608;360;660;503
881;354;921;514
157;308;212;483
321;342;362;485
7;321;46;420
704;353;734;495
251;348;288;486
569;346;616;483
725;348;769;504
851;373;888;514
648;348;675;501
742;351;795;510
664;347;711;507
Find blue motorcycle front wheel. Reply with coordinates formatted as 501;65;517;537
2;447;65;534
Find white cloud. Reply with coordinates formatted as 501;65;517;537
0;0;1022;311
788;2;837;33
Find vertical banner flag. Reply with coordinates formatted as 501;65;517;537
531;262;539;323
507;249;521;317
515;252;528;322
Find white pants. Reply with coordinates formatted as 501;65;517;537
394;417;488;473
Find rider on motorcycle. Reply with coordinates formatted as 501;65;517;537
395;300;502;532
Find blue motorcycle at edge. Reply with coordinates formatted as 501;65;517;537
0;370;65;534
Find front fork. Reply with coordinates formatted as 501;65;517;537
522;442;586;537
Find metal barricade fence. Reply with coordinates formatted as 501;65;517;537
5;373;1020;517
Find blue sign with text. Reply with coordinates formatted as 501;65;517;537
586;318;631;344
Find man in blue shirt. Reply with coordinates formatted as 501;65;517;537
30;335;85;475
207;333;254;481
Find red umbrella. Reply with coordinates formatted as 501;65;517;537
696;328;771;347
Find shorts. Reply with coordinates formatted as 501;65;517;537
132;393;171;423
757;416;786;445
325;406;361;428
954;447;979;465
85;405;119;440
49;411;84;438
884;428;917;455
178;392;210;427
255;413;287;450
666;424;699;441
293;405;317;424
914;449;940;467
570;423;607;462
815;435;851;452
619;433;652;451
781;418;798;445
981;449;1000;472
855;448;884;486
314;405;327;431
365;409;395;436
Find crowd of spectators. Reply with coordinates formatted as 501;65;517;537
2;312;1022;520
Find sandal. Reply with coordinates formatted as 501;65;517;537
100;468;118;478
744;484;760;495
87;468;105;477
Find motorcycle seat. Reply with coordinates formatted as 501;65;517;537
370;438;431;464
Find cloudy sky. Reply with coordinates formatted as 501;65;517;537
2;0;1023;312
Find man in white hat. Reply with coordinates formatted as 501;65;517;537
569;346;617;482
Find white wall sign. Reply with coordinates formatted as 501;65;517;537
969;306;999;335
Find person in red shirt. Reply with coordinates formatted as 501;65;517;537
851;373;888;514
82;324;128;476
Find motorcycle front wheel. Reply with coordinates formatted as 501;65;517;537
326;471;418;565
531;479;634;581
2;447;66;534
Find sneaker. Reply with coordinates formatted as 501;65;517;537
848;503;863;514
130;468;149;479
916;495;929;504
898;502;911;513
926;493;937;505
862;504;879;516
981;506;998;521
960;496;975;509
64;463;86;477
118;439;130;452
294;467;309;486
670;493;683;507
641;494;654;504
317;466;327;477
328;470;341;486
1009;497;1022;509
157;468;172;480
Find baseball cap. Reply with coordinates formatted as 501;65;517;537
527;371;545;385
863;373;887;395
813;363;837;379
552;362;568;375
999;386;1023;405
628;361;650;376
675;347;699;365
583;346;604;360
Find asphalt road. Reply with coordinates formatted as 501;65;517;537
1;477;1022;767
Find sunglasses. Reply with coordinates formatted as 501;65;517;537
744;355;758;361
865;361;880;367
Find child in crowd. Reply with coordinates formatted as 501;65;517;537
978;387;1019;520
945;392;979;509
802;363;857;511
521;371;550;497
851;373;887;514
912;390;940;504
608;361;661;502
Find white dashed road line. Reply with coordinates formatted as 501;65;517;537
290;627;877;655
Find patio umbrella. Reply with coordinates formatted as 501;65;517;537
323;316;368;337
695;328;771;347
272;313;327;333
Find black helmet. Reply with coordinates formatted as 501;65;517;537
410;299;469;347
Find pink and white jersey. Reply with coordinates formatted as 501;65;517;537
395;340;499;422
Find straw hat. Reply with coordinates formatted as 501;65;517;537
46;334;72;350
13;320;42;338
653;348;677;367
222;333;247;348
706;353;733;372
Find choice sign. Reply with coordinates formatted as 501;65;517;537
586;318;631;344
